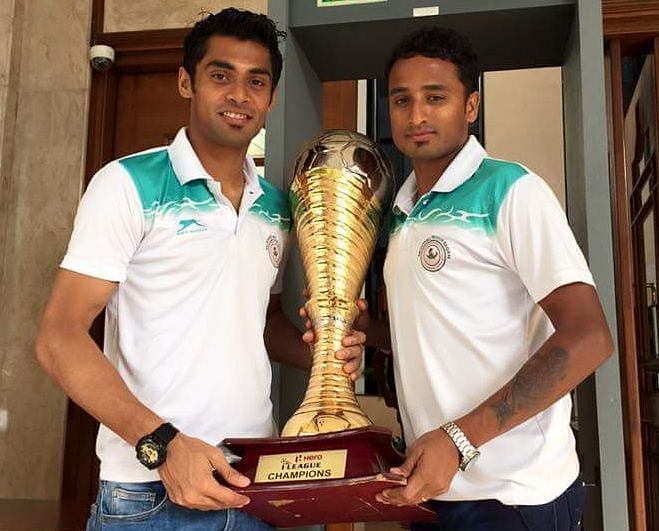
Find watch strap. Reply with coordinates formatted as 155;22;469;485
440;421;480;471
150;422;179;447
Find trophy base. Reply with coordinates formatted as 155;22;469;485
222;426;436;528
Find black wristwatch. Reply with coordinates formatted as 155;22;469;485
135;422;179;470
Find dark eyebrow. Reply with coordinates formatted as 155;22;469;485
389;84;450;96
389;86;408;96
205;60;272;78
248;67;272;78
422;84;449;91
206;60;235;71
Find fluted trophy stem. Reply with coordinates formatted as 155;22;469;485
281;131;392;437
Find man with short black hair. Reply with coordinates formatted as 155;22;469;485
35;9;365;530
368;27;613;530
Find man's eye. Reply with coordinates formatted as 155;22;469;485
393;97;408;106
428;95;445;103
211;72;228;81
251;79;266;87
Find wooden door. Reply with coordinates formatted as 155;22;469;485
113;71;188;156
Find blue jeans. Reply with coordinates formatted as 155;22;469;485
86;481;274;531
411;476;585;531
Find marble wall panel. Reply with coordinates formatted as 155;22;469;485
0;85;14;180
0;345;68;499
0;89;19;295
104;0;267;32
0;0;15;19
0;88;88;500
0;86;6;167
18;0;90;92
0;0;91;501
0;12;13;86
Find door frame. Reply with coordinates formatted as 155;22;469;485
603;2;659;530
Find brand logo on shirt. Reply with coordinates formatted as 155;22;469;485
418;236;451;272
176;218;208;235
266;234;282;268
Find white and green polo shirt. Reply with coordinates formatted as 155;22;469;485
61;128;291;482
384;136;594;505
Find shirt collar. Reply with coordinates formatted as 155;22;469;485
393;135;487;215
168;127;263;197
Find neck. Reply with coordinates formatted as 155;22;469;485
186;127;247;187
413;136;469;199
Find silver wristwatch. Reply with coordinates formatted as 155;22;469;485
440;421;480;471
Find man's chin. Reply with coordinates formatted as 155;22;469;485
402;143;443;160
212;128;257;150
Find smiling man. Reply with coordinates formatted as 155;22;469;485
35;9;365;531
365;27;614;531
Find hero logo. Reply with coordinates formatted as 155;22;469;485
266;235;281;268
418;236;451;272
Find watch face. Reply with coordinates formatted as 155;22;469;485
137;438;162;469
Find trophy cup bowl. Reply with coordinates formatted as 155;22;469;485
222;131;434;527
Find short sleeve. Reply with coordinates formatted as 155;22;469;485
495;173;595;303
60;161;144;282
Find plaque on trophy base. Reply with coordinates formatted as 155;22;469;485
223;427;435;528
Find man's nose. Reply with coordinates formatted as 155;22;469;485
227;82;249;104
409;100;425;125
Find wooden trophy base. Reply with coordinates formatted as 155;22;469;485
222;426;436;528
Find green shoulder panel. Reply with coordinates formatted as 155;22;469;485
119;149;215;218
250;176;292;232
389;210;408;236
407;158;528;235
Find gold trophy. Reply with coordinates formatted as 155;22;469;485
223;131;433;527
282;129;390;436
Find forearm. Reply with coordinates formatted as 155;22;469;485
36;326;162;446
264;308;312;370
456;326;612;448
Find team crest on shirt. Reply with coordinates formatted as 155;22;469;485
418;236;451;272
266;235;282;268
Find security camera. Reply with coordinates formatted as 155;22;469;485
89;44;115;72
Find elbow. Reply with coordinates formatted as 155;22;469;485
603;326;615;359
589;323;614;368
34;323;56;376
34;330;50;371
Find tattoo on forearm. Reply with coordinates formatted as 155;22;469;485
491;347;569;431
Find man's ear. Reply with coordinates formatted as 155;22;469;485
268;86;279;111
178;67;194;99
466;91;480;124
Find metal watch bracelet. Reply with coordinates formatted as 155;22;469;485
440;421;480;471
